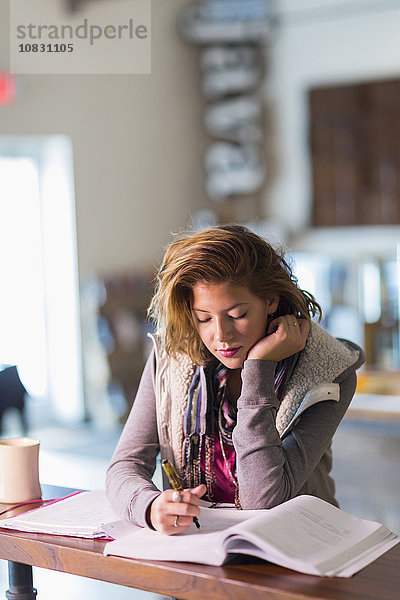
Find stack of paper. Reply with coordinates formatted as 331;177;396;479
0;490;121;538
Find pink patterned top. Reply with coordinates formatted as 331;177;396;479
200;432;236;503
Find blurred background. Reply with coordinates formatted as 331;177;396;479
0;1;399;599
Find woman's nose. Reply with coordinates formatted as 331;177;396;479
215;318;233;343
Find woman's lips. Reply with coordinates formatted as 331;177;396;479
218;347;241;358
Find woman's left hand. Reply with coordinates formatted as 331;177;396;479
247;315;310;362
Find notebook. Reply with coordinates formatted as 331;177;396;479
0;490;120;538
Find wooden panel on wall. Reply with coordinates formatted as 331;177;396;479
309;79;400;226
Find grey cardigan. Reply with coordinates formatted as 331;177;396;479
106;324;364;527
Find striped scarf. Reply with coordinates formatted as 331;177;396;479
181;353;299;498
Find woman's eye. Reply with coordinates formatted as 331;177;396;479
196;312;247;324
230;313;247;321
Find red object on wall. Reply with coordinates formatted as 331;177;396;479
0;72;16;106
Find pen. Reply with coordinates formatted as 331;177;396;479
162;459;200;529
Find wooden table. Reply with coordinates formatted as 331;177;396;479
1;485;399;600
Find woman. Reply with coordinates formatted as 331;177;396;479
106;225;364;535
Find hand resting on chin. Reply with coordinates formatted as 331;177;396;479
247;315;310;363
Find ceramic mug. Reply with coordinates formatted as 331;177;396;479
0;437;42;503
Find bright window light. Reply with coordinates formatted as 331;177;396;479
360;261;381;324
0;137;83;422
0;157;47;398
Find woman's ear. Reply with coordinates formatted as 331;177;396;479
265;294;279;315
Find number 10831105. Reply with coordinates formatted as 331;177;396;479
18;43;74;52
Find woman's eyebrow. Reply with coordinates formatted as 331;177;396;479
192;302;250;313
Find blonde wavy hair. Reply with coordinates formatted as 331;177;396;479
148;225;322;365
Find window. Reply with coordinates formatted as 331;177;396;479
0;136;83;423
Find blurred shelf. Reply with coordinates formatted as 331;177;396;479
356;369;400;396
292;226;400;258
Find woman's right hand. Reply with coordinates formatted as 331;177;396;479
149;484;206;535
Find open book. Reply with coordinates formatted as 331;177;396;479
104;494;399;577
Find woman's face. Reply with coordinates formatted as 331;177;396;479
191;281;278;369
